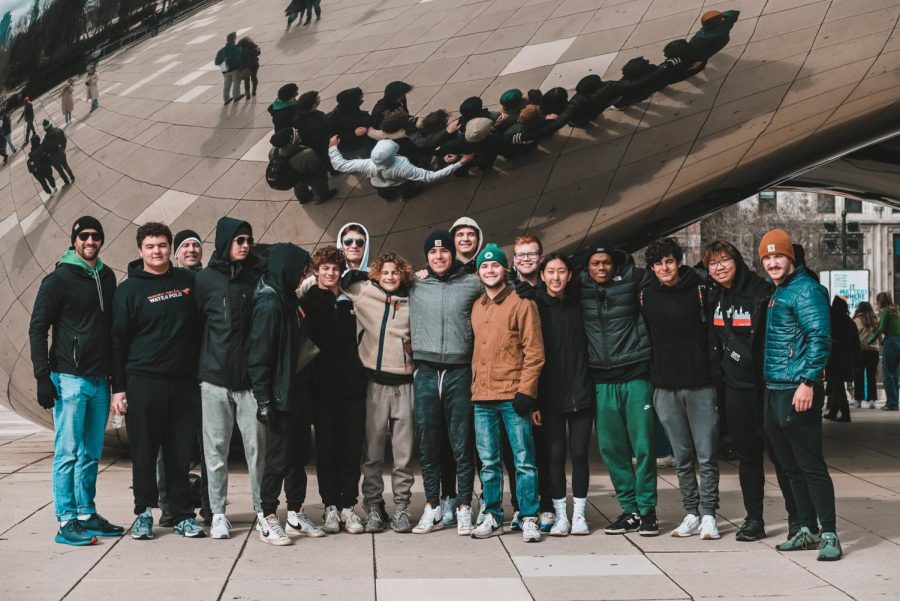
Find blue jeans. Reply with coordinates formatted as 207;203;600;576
50;373;110;522
413;364;474;507
90;99;99;112
474;401;539;521
884;335;900;409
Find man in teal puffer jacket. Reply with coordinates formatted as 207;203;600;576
759;229;841;561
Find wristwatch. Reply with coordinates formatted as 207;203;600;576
799;378;815;387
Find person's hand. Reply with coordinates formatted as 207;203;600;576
446;119;461;134
532;410;542;426
545;113;558;120
513;392;536;416
257;401;276;427
329;135;340;147
36;376;57;410
354;127;368;136
111;392;127;415
459;153;475;165
443;153;458;163
495;113;508;125
403;339;413;358
415;269;428;280
792;383;814;412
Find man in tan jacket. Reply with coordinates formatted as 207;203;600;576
468;243;545;542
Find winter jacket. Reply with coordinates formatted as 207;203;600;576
248;243;310;411
568;75;622;128
827;306;860;382
535;288;593;414
29;250;117;379
327;88;375;157
371;81;412;128
27;144;52;178
42;125;67;159
471;285;544;401
690;10;740;59
268;140;326;177
408;263;484;366
613;58;672;108
111;259;200;392
237;39;260;69
292;108;332;167
1;115;11;136
762;265;831;389
855;316;879;351
60;84;75;114
269;99;297;132
194;217;266;391
85;73;99;101
329;140;461;188
214;41;242;73
22;102;34;122
868;308;900;344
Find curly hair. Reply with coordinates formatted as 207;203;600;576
419;109;449;134
645;237;683;267
369;252;412;284
136;222;172;248
381;110;410;134
309;245;346;273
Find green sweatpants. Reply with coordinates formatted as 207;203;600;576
595;379;657;515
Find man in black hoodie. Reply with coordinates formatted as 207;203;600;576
42;120;74;185
640;237;720;540
29;216;123;546
268;83;299;132
194;217;266;540
292;90;332;169
110;222;204;540
371;81;412;129
327;87;374;159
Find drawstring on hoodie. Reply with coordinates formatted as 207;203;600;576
93;271;104;312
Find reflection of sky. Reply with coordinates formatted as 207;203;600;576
0;0;37;26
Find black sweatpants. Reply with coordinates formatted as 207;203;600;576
261;398;312;516
50;155;73;184
723;385;797;524
853;349;879;401
824;378;850;420
541;409;593;500
126;375;198;522
314;398;365;509
764;385;835;533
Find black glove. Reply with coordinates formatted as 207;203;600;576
37;375;57;409
256;401;274;426
513;392;536;416
513;279;536;300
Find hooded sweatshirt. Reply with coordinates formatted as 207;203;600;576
329;139;461;188
690;10;740;59
337;222;371;273
111;259;199;392
450;216;483;274
327;88;375;156
371;81;412;129
268;99;297;132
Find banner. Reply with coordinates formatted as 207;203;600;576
819;270;870;309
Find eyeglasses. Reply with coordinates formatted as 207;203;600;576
234;236;254;246
708;257;734;270
343;238;366;248
77;232;102;242
514;252;539;260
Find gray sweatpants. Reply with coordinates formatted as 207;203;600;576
201;382;265;514
362;381;415;510
222;70;241;102
653;386;720;516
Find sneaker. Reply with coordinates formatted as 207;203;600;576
868;400;877;409
456;505;473;535
159;509;174;527
605;512;640;535
671;514;701;537
257;514;291;546
735;519;766;542
323;505;341;534
509;511;521;531
471;512;502;538
131;514;154;540
700;515;720;540
638;511;659;537
174;517;206;538
79;513;124;537
571;514;590;535
475;495;486;526
286;511;325;537
210;514;231;539
549;514;570;537
412;503;444;534
391;507;413;533
441;496;458;526
55;520;98;546
656;455;677;468
881;405;899;411
776;526;821;551
364;506;387;533
341;507;364;534
522;516;542;542
817;532;842;561
539;511;556;533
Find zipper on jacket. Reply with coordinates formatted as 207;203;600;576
223;296;228;321
376;297;390;375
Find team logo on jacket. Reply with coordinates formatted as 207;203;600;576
147;288;191;303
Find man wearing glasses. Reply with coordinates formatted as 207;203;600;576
29;216;124;546
193;217;267;539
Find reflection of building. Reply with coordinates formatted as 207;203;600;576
0;12;11;48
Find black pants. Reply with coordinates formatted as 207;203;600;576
723;385;797;524
33;171;56;194
853;350;879;401
376;181;420;201
764;385;835;533
314;398;365;509
126;375;198;522
242;65;259;96
261;398;312;515
542;409;593;500
824;379;850;420
293;172;329;203
50;154;74;184
24;120;36;145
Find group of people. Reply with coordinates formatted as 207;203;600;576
214;32;263;104
25;119;76;194
31;206;859;563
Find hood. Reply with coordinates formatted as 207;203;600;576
126;257;173;279
576;74;604;95
459;96;489;121
269;98;296;113
337;222;371;273
711;247;755;296
371;139;399;167
213;216;251;263
336;87;364;112
450;216;484;260
58;249;105;278
265;243;309;301
384;81;412;102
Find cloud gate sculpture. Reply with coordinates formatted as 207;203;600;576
2;0;900;439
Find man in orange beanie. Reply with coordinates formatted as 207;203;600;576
690;9;740;59
758;228;842;561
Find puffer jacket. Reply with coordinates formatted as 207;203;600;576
763;265;832;389
329;140;461;188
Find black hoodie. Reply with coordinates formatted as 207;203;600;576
327;87;375;156
371;81;411;129
194;217;265;391
111;259;199;392
536;287;593;414
292;107;332;167
248;243;310;411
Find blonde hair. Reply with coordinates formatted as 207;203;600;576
369;252;412;284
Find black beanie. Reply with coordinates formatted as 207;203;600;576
277;83;299;101
71;216;104;245
174;229;201;252
234;222;252;238
270;127;295;149
423;230;455;260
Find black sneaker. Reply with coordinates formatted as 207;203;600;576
159;509;175;528
735;520;766;542
55;520;98;546
605;512;640;535
79;513;125;537
638;511;659;537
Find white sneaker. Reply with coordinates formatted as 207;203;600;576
475;495;486;526
210;514;231;539
656;455;677;468
522;517;542;542
700;514;720;540
869;401;877;409
671;514;701;537
571;514;590;535
286;510;325;537
323;505;341;534
539;511;556;533
456;505;473;535
340;507;364;534
412;503;444;534
471;512;501;538
549;514;570;536
257;513;291;546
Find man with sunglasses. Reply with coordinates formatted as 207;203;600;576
194;217;267;539
337;222;370;272
29;217;123;546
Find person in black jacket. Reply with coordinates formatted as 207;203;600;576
237;36;261;97
301;246;368;535
823;296;861;422
327;87;374;159
292;90;333;170
42;120;74;185
641;237;721;540
194;217;267;540
534;253;595;536
371;81;412;129
269;83;299;132
19;96;37;146
703;240;798;541
29;216;123;546
110;222;204;540
27;135;56;194
248;242;318;546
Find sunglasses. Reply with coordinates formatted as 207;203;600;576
343;238;366;248
77;232;102;242
234;236;254;246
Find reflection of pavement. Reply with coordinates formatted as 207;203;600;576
2;403;900;600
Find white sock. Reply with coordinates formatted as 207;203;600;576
573;497;587;518
78;513;92;521
552;498;567;518
140;507;152;518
